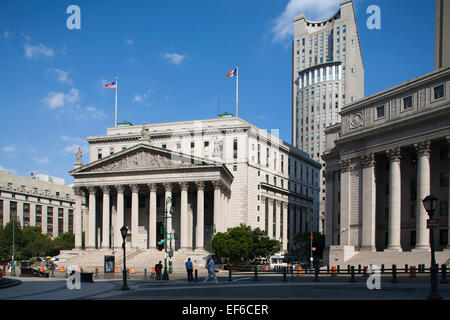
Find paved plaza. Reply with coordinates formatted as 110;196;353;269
1;272;449;300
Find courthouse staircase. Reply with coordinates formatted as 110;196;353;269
55;248;210;272
342;250;450;268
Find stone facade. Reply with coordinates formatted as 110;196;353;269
71;117;321;256
0;170;80;238
322;67;450;264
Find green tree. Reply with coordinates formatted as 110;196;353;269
292;231;325;261
212;224;281;265
54;232;75;250
0;220;25;261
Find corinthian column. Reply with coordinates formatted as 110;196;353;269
195;182;205;250
87;186;97;248
74;187;83;248
213;181;222;233
101;186;111;248
339;159;351;245
115;185;125;249
180;182;189;249
131;184;139;248
414;141;431;251
361;154;376;251
386;148;402;251
148;183;157;249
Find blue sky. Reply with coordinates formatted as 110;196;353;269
0;0;436;185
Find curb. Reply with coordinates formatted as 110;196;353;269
0;278;22;289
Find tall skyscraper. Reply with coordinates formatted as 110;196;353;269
435;0;450;70
291;0;364;231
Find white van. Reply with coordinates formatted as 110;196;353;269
269;255;287;269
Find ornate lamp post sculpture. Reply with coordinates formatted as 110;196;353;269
120;226;129;290
422;195;442;300
162;197;173;280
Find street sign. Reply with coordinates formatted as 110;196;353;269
312;247;316;251
427;219;440;229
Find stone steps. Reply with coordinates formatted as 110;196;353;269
343;250;450;268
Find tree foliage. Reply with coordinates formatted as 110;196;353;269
0;220;75;262
212;224;281;265
292;231;325;260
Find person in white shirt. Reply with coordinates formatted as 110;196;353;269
202;256;219;284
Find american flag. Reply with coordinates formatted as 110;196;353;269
105;81;116;89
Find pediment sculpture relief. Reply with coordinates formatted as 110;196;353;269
90;150;184;172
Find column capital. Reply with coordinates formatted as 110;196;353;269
195;181;205;190
130;184;139;193
324;171;334;182
179;182;189;191
73;186;83;196
361;153;376;168
386;148;401;163
414;141;431;158
87;186;96;194
163;183;172;192
212;180;223;190
147;183;158;192
100;185;111;194
338;159;351;172
115;185;125;193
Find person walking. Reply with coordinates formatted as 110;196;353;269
185;258;194;282
202;256;219;284
155;261;163;280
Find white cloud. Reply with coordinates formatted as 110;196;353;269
34;156;49;164
2;144;16;153
126;39;133;46
24;43;55;59
63;143;89;155
75;105;107;121
43;88;79;109
3;30;14;39
272;0;339;43
47;68;73;85
0;165;16;174
162;52;186;65
127;57;137;64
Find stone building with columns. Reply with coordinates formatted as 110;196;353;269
69;116;321;260
0;170;79;238
322;67;450;265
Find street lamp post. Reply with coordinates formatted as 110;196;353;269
162;197;173;281
422;195;442;300
120;225;129;290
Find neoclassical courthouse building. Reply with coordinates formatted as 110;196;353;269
322;0;450;265
69;116;320;256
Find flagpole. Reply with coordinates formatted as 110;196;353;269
236;65;238;118
115;76;118;127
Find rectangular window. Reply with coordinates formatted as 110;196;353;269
98;149;102;160
23;203;30;227
440;230;448;246
10;201;17;219
109;147;114;155
161;144;167;149
281;155;284;173
376;105;385;118
440;201;448;216
47;207;53;237
434;84;445;100
266;148;270;167
204;141;209;156
403;96;413;109
440;172;449;188
36;205;42;226
58;208;64;237
233;138;238;159
68;209;73;233
257;144;261;164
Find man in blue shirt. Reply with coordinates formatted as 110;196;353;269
202;256;219;284
185;258;193;282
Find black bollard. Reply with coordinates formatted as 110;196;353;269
441;264;448;284
381;264;385;274
327;265;330;274
347;265;351;274
314;266;320;282
404;264;408;273
282;267;287;281
228;269;233;282
194;269;198;282
358;264;361;274
350;266;356;283
391;264;398;283
337;265;340;274
254;266;259;281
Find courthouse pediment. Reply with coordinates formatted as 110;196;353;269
71;143;217;175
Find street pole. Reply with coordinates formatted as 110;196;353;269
428;208;442;300
307;209;313;272
162;197;173;281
